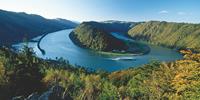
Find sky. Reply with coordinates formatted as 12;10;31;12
0;0;200;23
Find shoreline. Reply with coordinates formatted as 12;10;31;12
37;33;47;55
37;29;72;55
69;31;151;56
96;51;143;57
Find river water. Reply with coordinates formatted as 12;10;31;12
13;29;182;72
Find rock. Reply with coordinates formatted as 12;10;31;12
38;85;72;100
12;96;24;100
14;85;72;100
38;90;52;100
26;93;40;100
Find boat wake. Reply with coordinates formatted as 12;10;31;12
110;56;136;61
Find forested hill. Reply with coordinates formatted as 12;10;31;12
0;9;78;45
69;21;128;51
128;21;200;52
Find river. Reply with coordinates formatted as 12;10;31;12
13;29;183;72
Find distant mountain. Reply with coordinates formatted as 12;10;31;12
52;18;79;28
100;20;139;33
128;21;200;52
0;9;78;45
69;21;128;51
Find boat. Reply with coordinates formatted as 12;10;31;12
111;57;136;61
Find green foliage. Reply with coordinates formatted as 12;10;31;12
128;21;200;52
0;58;7;85
99;81;118;100
127;76;147;99
70;22;128;51
0;46;200;100
0;46;45;99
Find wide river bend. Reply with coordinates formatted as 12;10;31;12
13;29;182;72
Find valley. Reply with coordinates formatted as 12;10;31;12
0;0;200;99
13;29;182;72
0;9;78;45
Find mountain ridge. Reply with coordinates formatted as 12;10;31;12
0;9;78;46
128;21;200;52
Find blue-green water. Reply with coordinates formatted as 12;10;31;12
13;29;182;72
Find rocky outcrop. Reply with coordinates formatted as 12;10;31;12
13;85;72;100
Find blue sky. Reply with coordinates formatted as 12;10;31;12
0;0;199;23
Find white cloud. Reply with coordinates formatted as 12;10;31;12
158;10;169;14
177;12;186;15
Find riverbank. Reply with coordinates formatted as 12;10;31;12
37;29;73;55
1;47;197;100
13;29;182;72
69;31;150;56
96;51;142;57
37;33;47;55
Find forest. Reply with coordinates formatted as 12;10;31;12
128;21;200;52
0;1;200;100
0;46;199;100
70;22;128;51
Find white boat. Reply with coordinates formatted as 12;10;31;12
111;57;136;61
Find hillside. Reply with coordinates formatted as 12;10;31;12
0;47;199;100
0;9;78;45
69;21;128;51
128;21;200;52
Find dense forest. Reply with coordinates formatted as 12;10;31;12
0;46;199;100
0;9;200;99
0;9;78;45
70;22;128;51
128;21;200;52
69;21;151;54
